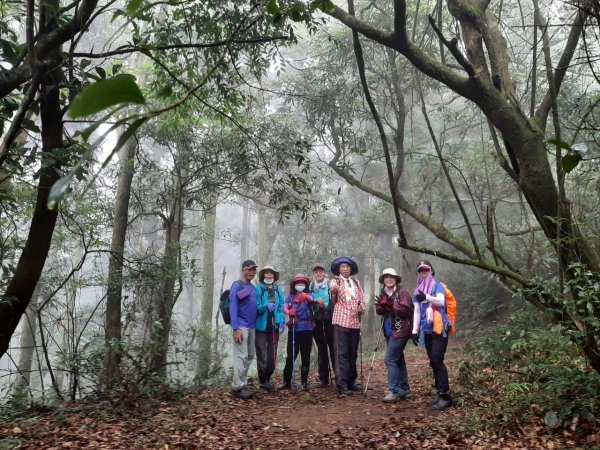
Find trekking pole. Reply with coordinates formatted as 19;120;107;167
364;317;384;395
359;328;364;395
272;315;278;390
291;324;297;392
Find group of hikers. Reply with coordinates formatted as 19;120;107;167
227;256;454;411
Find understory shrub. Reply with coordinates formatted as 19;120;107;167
458;305;600;437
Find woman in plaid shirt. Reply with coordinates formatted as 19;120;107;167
329;257;366;395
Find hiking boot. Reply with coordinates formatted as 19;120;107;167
278;381;291;391
302;382;309;392
383;392;399;403
432;392;453;410
259;381;275;392
339;387;354;395
397;389;412;399
318;380;329;388
426;394;441;406
348;384;362;392
232;388;254;400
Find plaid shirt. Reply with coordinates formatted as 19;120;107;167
330;277;365;329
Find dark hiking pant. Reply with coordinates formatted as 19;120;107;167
424;332;450;393
255;330;279;384
313;319;335;383
283;329;313;385
334;325;361;391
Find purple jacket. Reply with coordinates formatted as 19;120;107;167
229;280;257;330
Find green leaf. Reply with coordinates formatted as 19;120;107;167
562;153;582;173
126;0;144;15
265;0;280;14
68;74;145;119
312;0;335;12
547;138;571;152
156;85;173;98
47;169;76;210
75;120;103;143
95;66;107;79
290;5;303;21
21;117;40;133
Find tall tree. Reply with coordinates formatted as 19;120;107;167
195;203;217;383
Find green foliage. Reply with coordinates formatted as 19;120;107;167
547;138;584;173
458;306;600;432
521;264;600;350
68;74;145;119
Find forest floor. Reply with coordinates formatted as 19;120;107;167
1;344;597;449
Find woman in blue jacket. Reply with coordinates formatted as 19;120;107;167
281;273;314;391
255;265;285;392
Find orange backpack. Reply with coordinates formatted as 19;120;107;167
441;283;457;335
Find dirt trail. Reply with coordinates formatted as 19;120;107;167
4;344;575;449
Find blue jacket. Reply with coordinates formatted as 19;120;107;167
284;293;314;332
255;282;285;332
229;280;257;330
309;281;332;322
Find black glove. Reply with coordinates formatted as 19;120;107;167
411;333;419;346
416;290;426;302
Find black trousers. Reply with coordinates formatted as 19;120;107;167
283;329;313;384
424;332;450;393
334;325;361;390
255;330;279;384
313;319;335;383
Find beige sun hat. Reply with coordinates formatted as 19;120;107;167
258;265;280;283
378;268;402;284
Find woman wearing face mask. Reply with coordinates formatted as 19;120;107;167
412;259;453;410
255;266;286;392
280;274;314;391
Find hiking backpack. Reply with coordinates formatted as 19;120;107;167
219;281;242;325
219;289;232;324
440;283;457;335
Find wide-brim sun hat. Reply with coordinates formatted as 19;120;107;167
330;257;359;276
258;265;279;283
378;268;402;284
290;273;310;294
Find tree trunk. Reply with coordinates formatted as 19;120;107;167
104;136;137;390
240;204;250;261
366;233;376;336
147;192;184;378
257;206;267;268
195;204;217;383
0;5;63;357
12;285;41;400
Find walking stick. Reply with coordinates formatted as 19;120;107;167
272;315;278;390
359;328;364;395
364;317;384;395
291;323;297;392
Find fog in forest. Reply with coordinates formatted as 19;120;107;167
0;3;599;439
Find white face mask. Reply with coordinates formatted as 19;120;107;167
264;279;274;285
295;284;306;292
